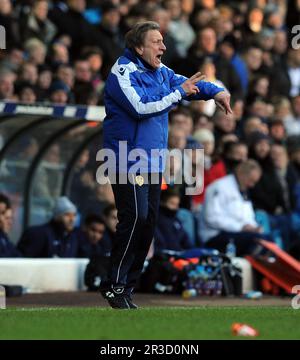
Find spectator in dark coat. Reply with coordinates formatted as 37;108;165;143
248;132;287;215
288;140;300;181
174;27;242;100
154;189;192;253
49;0;95;59
0;0;21;49
79;214;109;258
83;211;114;291
102;203;117;252
271;143;299;212
91;1;124;79
150;7;180;68
19;0;57;46
270;143;300;249
219;34;248;97
18;197;80;258
0;194;20;257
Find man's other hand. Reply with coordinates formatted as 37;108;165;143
214;91;233;114
181;72;205;96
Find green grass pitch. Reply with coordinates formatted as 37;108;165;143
1;306;299;340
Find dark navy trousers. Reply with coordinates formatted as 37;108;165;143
102;173;162;295
205;231;272;256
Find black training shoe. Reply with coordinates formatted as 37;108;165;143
101;290;131;309
124;295;138;309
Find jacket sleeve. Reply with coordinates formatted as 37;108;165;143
106;63;186;120
166;66;224;101
203;186;245;233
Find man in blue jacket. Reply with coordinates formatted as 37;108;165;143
100;21;232;309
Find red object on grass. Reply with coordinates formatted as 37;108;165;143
232;323;259;337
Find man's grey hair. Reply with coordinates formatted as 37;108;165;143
125;21;160;51
236;159;262;175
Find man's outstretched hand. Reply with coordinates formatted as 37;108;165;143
214;91;233;114
181;72;206;96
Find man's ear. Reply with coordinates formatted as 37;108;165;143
135;46;143;56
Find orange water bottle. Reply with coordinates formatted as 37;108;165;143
232;323;259;337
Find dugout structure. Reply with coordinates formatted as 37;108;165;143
0;101;105;243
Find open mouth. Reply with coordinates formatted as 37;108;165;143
156;54;162;62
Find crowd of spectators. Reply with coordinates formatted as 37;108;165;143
1;0;300;264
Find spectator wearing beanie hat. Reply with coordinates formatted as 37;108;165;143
52;196;77;218
18;196;82;258
49;80;70;104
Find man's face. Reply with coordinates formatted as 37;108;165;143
39;70;52;89
105;209;118;233
88;54;103;72
135;30;166;69
85;222;105;245
103;9;120;28
274;31;287;54
254;139;270;159
0;74;14;98
168;128;186;150
220;43;234;60
0;202;7;229
202;140;214;156
244;117;263;136
172;114;193;136
2;208;13;233
58;67;74;88
0;0;12;15
246;48;263;71
75;61;92;82
240;169;261;189
58;212;76;232
53;43;69;63
51;90;68;104
199;28;216;54
68;0;86;13
151;9;170;34
22;64;38;84
0;202;6;215
33;0;48;21
164;196;180;211
215;113;236;133
271;145;288;170
230;144;248;162
293;96;300;116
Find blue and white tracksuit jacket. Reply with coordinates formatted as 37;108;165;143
103;48;224;173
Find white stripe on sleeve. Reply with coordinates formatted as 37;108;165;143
111;62;182;115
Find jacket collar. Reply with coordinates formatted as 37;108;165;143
123;48;157;72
